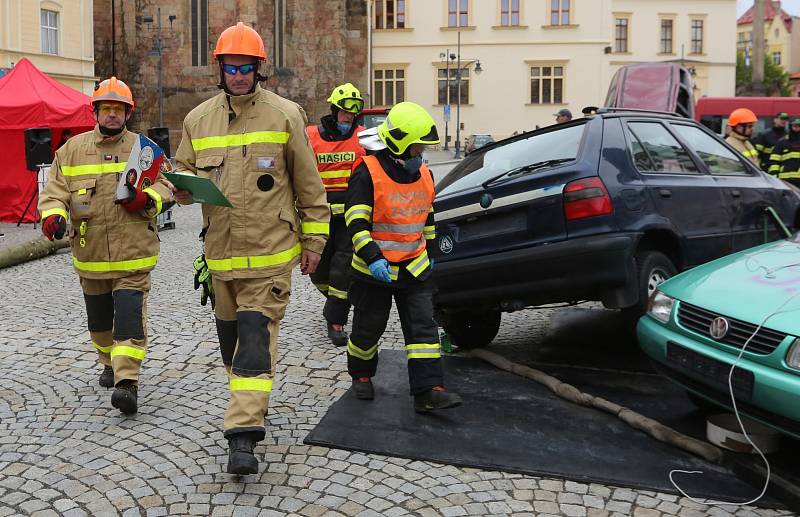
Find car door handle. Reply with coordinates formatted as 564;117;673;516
730;190;741;198
658;189;672;198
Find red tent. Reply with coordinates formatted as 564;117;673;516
0;58;94;222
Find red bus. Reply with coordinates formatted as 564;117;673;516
695;96;800;136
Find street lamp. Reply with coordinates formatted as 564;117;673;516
439;50;456;150
142;9;176;128
452;31;482;160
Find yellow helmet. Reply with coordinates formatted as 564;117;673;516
378;102;440;156
328;83;364;114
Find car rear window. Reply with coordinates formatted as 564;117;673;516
626;121;699;174
438;123;585;194
671;124;750;176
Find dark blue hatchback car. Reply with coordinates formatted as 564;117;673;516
431;109;800;348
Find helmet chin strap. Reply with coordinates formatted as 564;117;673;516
217;61;266;96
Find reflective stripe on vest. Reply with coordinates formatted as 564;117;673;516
363;155;434;263
206;242;302;271
73;255;158;272
306;125;365;192
191;131;290;151
61;162;127;177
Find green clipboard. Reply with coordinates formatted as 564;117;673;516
164;172;233;208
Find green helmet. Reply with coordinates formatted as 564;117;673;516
328;83;364;114
378;102;440;156
791;117;800;126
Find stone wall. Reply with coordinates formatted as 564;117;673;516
94;0;368;155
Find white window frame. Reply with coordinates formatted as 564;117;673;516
41;9;59;55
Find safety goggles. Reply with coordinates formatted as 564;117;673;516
337;98;365;114
222;63;257;76
96;104;126;114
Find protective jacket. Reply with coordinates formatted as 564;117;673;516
771;131;800;182
345;152;436;286
753;126;786;173
38;127;174;279
306;115;365;216
726;132;759;168
174;85;330;281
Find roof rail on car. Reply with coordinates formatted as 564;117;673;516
596;107;683;117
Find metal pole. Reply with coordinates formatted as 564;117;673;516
157;7;163;127
454;32;461;159
111;0;116;77
444;48;450;151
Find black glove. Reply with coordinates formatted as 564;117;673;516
193;254;214;308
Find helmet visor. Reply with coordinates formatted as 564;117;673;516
337;98;364;114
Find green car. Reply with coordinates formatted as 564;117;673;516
638;237;800;439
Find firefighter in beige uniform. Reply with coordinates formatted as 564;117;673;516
38;77;175;415
173;22;329;475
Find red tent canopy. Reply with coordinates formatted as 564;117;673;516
0;58;95;222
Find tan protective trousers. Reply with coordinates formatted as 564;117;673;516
79;273;150;386
213;272;292;440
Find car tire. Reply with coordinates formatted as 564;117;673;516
442;310;502;349
623;250;678;318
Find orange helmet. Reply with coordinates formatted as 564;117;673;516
92;77;134;109
213;22;267;61
728;108;757;127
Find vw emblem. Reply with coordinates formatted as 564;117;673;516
439;235;454;254
709;317;729;340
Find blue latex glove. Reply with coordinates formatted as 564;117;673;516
429;258;434;270
368;258;392;283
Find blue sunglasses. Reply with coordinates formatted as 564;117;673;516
222;63;257;75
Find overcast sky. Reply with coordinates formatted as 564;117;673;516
737;0;800;16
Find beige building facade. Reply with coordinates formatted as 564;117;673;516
0;0;95;93
737;1;800;76
371;0;736;142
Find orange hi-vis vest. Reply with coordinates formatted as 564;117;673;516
307;124;365;192
364;155;434;263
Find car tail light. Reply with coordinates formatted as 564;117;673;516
563;177;613;221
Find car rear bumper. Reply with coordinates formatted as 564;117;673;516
433;233;637;310
638;313;800;439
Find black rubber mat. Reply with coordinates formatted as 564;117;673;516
305;350;774;504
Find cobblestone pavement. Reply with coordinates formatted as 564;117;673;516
0;204;794;517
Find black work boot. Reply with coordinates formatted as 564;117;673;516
111;380;138;414
227;433;259;475
414;386;462;413
327;322;348;347
98;365;114;388
351;377;374;400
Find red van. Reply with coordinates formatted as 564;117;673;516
695;96;800;136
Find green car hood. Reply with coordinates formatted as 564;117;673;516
659;239;800;335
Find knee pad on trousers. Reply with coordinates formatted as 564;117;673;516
84;292;114;332
233;311;271;377
112;289;145;340
216;318;238;367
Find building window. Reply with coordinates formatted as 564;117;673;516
550;0;570;25
530;65;564;104
774;52;782;65
437;67;469;105
41;9;59;55
660;19;673;54
375;0;406;29
190;0;208;67
373;68;405;107
448;0;468;28
274;0;286;67
614;18;629;53
691;19;704;54
775;28;780;38
500;0;520;26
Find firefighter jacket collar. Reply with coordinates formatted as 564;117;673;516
94;125;128;146
729;131;750;143
225;85;263;118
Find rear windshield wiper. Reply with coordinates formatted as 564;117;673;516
481;158;574;189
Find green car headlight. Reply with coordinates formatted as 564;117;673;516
786;338;800;370
647;290;675;324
